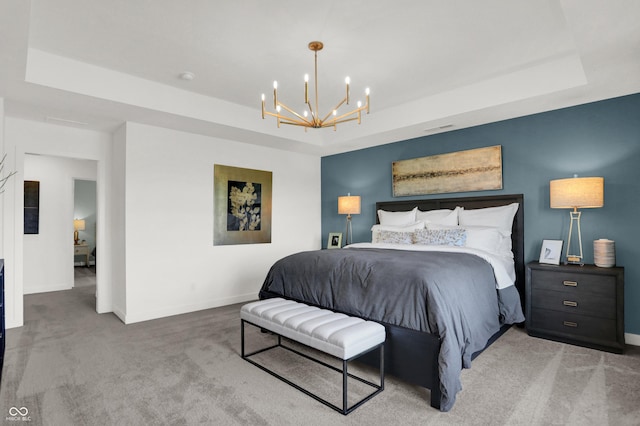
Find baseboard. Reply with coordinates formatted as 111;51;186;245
625;332;640;347
121;292;258;324
112;306;126;324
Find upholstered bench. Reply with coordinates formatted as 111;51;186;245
240;297;386;415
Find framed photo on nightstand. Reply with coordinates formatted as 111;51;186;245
327;233;342;249
539;239;563;265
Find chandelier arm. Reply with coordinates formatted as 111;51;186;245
319;97;348;123
314;49;319;122
279;120;312;127
264;110;309;127
306;102;316;119
324;104;367;125
276;114;311;126
276;102;313;125
321;116;361;128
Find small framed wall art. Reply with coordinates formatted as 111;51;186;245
327;232;342;249
539;239;563;265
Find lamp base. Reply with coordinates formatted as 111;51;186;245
564;210;584;266
565;255;584;266
344;215;353;247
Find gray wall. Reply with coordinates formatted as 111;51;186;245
321;93;640;335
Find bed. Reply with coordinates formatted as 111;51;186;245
258;194;525;411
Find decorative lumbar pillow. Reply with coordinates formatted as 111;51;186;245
371;222;425;243
413;228;467;246
416;207;459;226
374;230;414;244
458;203;519;233
377;207;418;226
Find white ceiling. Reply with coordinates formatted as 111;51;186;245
1;0;639;156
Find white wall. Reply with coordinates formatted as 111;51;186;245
23;155;96;293
120;122;321;323
111;124;127;318
2;117;321;327
2;117;112;328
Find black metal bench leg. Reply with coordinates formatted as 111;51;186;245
380;344;385;390
241;319;245;357
343;359;348;414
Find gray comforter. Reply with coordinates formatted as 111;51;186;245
259;247;525;411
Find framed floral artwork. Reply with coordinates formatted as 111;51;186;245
214;164;272;245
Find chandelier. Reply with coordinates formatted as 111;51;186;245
261;41;370;130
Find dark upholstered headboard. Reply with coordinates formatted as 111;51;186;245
376;194;525;310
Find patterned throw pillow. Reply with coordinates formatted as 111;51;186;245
413;228;467;246
375;230;414;244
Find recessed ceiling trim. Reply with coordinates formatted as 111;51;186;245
45;116;88;126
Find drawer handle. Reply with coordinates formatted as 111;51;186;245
563;300;578;307
563;321;578;328
563;280;578;287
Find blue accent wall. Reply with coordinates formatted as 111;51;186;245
321;93;640;335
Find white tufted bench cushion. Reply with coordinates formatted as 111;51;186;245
241;297;385;360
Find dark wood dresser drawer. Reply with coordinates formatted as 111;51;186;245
529;307;617;343
526;262;624;354
529;268;615;296
530;288;616;319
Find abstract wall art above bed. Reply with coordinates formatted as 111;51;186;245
213;164;272;245
392;145;502;196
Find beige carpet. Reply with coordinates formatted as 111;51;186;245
1;283;639;425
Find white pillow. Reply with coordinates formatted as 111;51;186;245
458;203;519;233
377;207;418;226
371;222;425;232
426;223;512;256
464;226;509;255
416;207;459;226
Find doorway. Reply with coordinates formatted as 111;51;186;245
74;179;97;289
22;154;98;298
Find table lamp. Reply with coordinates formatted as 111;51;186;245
338;193;361;246
74;219;86;245
550;176;603;264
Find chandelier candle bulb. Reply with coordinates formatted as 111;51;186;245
304;74;309;103
366;88;370;113
345;76;350;104
273;81;278;108
261;94;265;119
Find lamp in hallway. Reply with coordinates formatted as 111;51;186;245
338;193;361;246
550;175;604;264
74;219;85;245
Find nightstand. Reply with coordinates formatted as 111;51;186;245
74;243;90;267
526;261;624;353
